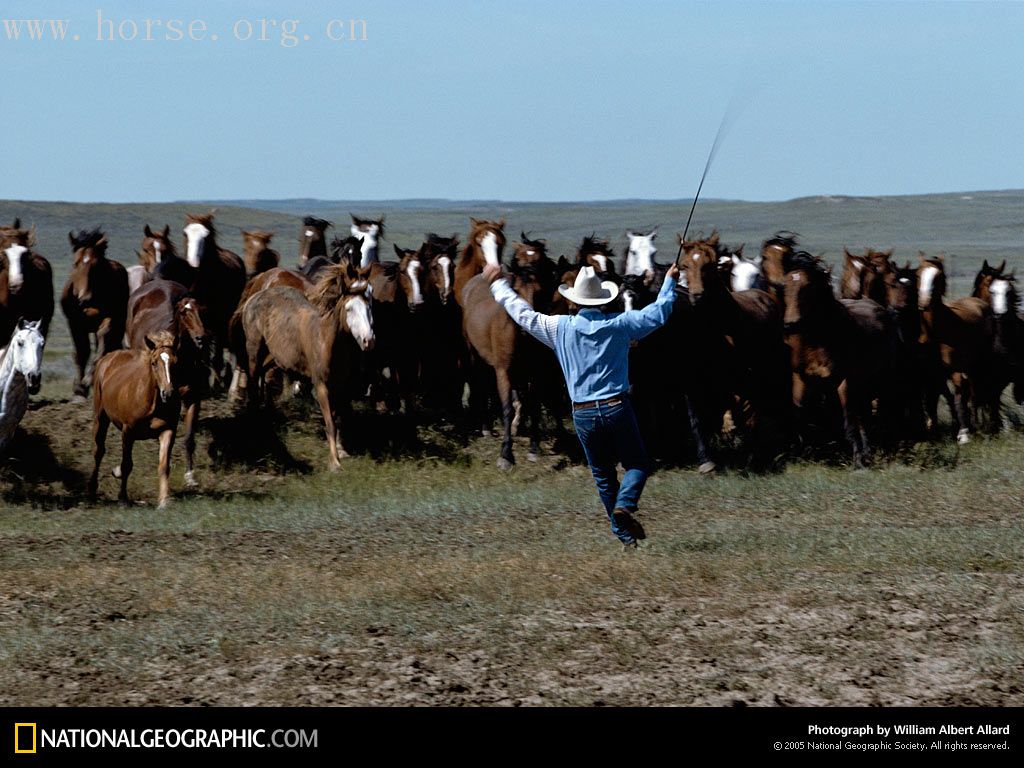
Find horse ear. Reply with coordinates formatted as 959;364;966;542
162;224;170;238
983;259;991;271
625;230;635;240
144;224;154;238
497;218;506;229
68;231;76;246
12;218;20;230
707;231;720;246
469;217;481;227
735;243;744;256
843;248;853;259
998;260;1007;273
27;226;36;248
649;227;658;239
393;243;404;258
144;334;157;350
97;234;108;248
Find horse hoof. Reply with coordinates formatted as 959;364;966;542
957;429;970;445
496;457;513;471
698;461;717;476
527;452;539;463
158;499;170;510
70;394;87;405
112;465;122;479
184;471;198;488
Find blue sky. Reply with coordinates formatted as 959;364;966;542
1;0;1022;202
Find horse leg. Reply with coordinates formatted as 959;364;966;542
88;410;109;500
837;379;865;468
68;321;92;399
527;381;542;462
118;431;135;505
182;398;200;488
686;394;715;474
951;372;972;444
496;366;515;470
87;318;114;391
314;380;341;471
157;427;175;508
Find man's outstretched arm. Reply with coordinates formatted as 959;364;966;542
614;264;681;341
483;264;559;349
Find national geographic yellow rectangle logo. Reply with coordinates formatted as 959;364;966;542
14;722;37;754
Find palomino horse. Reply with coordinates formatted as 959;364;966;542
0;221;54;345
181;213;246;385
242;265;375;469
127;280;208;487
298;217;332;266
917;255;998;441
351;214;385;268
0;319;44;453
973;261;1024;404
89;330;179;507
680;235;790;468
782;251;892;467
242;230;280;277
228;266;316;400
60;229;129;398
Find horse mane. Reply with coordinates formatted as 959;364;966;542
578;235;613;259
329;234;362;261
765;231;800;250
70;228;107;252
426;233;459;249
519;232;547;252
309;264;350;314
351;215;385;239
783;250;830;281
303;216;332;230
185;213;216;234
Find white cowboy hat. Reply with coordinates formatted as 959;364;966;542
558;266;619;306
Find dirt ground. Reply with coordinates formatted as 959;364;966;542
1;392;1023;706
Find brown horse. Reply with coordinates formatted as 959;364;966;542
60;229;129;398
227;266;316;400
127;224;173;295
242;230;280;277
182;213;246;385
680;235;790;467
419;233;465;413
455;218;506;308
298;216;332;266
760;231;800;300
841;247;892;302
242;265;375;469
0;220;54;346
577;235;618;278
127;280;208;487
782;251;892;467
88;330;179;507
917;255;998;441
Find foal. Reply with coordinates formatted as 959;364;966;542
89;330;179;507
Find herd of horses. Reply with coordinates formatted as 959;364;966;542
1;212;1023;506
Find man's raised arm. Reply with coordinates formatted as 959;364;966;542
483;264;559;349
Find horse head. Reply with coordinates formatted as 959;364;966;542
885;261;919;315
68;228;110;303
1;226;35;294
465;218;506;269
624;228;658;278
577;235;616;276
7;318;44;394
677;234;719;305
183;213;217;268
144;330;177;403
394;243;428;312
139;224;174;272
782;251;832;332
761;231;800;289
350;214;385;268
242;230;278;275
916;254;947;310
299;216;332;265
423;233;459;305
175;296;208;351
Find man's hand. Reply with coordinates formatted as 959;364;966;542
482;263;504;284
666;264;680;282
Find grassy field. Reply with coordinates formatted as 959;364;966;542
1;195;1023;705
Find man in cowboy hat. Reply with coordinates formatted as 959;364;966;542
482;261;680;549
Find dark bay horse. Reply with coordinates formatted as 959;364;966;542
182;213;246;385
241;265;375;469
127;280;208;487
298;217;332;266
89;330;179;507
60;229;128;398
680;236;791;467
128;224;178;295
242;230;280;277
782;251;892;466
917;255;998;442
577;235;619;279
299;234;362;281
0;221;54;345
420;233;465;413
973;261;1024;405
760;231;800;300
841;248;892;303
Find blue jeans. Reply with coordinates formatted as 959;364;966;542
572;398;653;543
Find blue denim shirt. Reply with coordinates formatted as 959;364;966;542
490;273;678;402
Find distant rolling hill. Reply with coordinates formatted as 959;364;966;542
3;190;1024;281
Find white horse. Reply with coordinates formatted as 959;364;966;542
0;319;45;453
625;228;658;276
720;248;764;292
